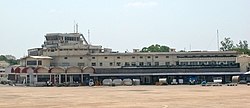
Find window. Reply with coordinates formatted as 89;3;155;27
110;62;113;66
145;76;151;83
92;57;95;59
190;62;198;65
139;62;144;66
155;62;159;66
131;62;136;66
78;63;85;66
117;57;120;59
208;61;216;65
116;62;121;66
199;61;207;65
132;56;135;59
125;62;130;66
227;61;235;65
166;56;169;58
91;62;96;66
38;61;42;65
27;60;37;65
147;56;151;58
165;62;170;66
65;37;77;41
64;57;68;59
180;62;188;65
140;56;143;59
155;56;158;58
147;62;151;66
80;57;83;59
99;62;103;66
104;57;108;59
62;63;70;66
176;61;179;65
37;75;50;82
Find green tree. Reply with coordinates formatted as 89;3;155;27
234;40;250;55
0;55;18;65
236;40;248;49
220;38;250;55
141;47;148;52
141;44;170;52
243;40;248;49
0;55;8;61
220;37;234;51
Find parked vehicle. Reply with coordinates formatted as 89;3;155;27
89;79;94;86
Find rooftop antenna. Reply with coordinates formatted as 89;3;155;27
217;29;220;51
73;20;76;33
189;44;191;51
76;23;79;33
88;29;90;44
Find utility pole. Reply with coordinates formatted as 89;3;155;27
88;29;90;44
217;29;220;51
73;21;75;33
76;23;78;33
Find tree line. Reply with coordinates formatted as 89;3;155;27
0;55;18;65
140;37;250;56
141;44;170;52
220;37;250;55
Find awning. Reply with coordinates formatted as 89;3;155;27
90;72;245;77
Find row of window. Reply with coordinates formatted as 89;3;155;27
64;56;170;60
177;55;236;58
65;37;80;41
46;36;63;41
177;61;236;65
76;61;236;67
46;49;100;53
27;60;42;65
47;48;88;52
67;60;237;67
77;62;170;67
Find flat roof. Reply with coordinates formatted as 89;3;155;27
90;51;238;56
21;56;52;60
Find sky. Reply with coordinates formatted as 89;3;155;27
1;0;250;58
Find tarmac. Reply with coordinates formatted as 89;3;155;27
0;85;250;108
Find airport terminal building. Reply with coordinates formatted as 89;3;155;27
5;33;250;85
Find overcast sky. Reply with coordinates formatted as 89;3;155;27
1;0;250;58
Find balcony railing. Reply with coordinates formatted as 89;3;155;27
121;63;240;69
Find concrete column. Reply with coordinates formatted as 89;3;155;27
65;73;67;82
34;74;37;83
29;74;32;84
81;74;83;84
70;76;73;83
50;74;52;82
36;60;38;67
59;74;61;84
25;75;28;85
